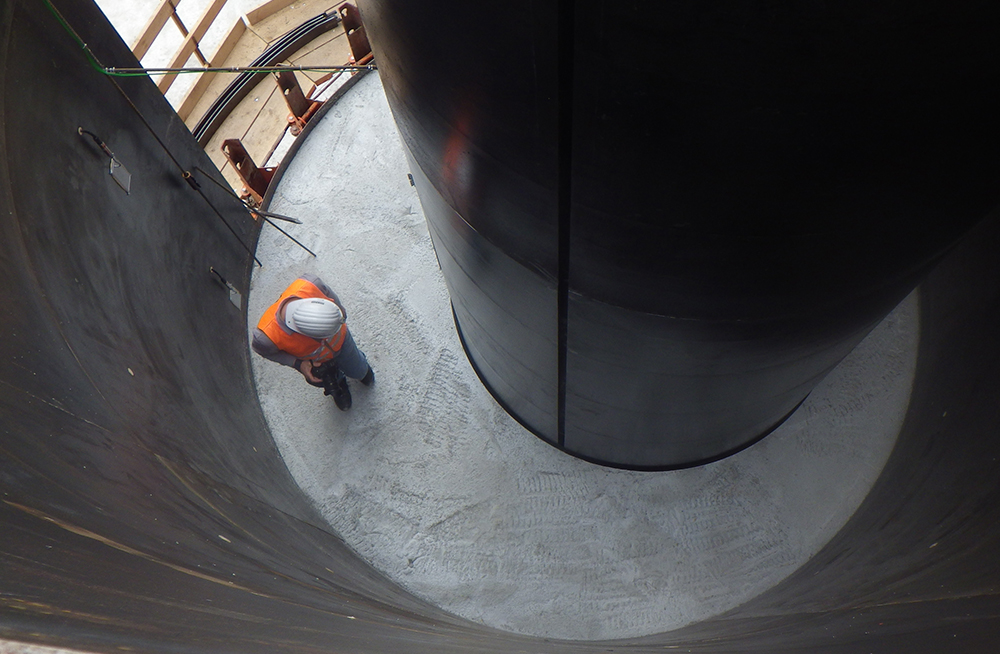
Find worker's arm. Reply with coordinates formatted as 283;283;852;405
251;328;322;383
251;328;299;368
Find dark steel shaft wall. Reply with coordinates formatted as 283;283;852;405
3;1;1000;652
361;0;1000;467
0;2;480;652
361;1;564;444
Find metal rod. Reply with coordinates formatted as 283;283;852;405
251;209;302;224
105;64;376;74
204;194;263;267
189;171;311;256
192;166;306;225
263;216;316;258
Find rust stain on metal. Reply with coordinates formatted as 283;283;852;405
0;598;142;629
220;139;274;205
3;501;259;595
276;71;323;136
339;4;373;66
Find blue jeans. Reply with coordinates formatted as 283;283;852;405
333;329;369;380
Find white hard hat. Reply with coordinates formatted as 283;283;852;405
285;298;343;338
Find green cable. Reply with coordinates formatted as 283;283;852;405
42;0;374;78
42;0;148;76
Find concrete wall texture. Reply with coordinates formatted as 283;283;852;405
3;1;1000;652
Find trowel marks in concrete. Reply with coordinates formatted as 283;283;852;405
249;72;917;640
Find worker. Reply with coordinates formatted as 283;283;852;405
252;274;374;410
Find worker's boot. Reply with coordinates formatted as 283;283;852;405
360;366;375;387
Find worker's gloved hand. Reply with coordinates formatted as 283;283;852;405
298;360;322;384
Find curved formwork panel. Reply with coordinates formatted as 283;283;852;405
362;0;1000;467
2;1;1000;653
0;1;480;653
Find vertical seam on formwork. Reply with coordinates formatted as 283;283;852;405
556;0;575;447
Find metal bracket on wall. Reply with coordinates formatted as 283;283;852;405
191;11;343;147
339;4;373;66
276;70;323;136
210;267;242;309
221;138;274;206
78;127;131;194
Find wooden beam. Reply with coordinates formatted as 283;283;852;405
131;0;181;60
244;0;299;26
157;0;228;93
189;0;229;44
177;19;247;122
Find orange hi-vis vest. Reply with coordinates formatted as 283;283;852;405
256;278;347;364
